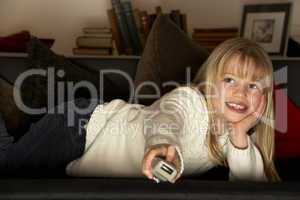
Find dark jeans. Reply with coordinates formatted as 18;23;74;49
0;98;97;177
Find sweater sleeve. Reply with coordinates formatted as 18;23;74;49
226;134;268;182
143;87;201;177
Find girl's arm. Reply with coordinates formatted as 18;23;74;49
226;134;268;182
142;87;200;180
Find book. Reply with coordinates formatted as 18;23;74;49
107;9;125;55
133;8;146;48
192;36;236;42
170;10;182;29
192;28;238;53
181;14;187;33
155;6;162;15
133;9;142;33
111;0;133;54
73;48;112;56
83;33;113;38
193;27;238;33
193;41;223;46
76;36;112;48
121;0;142;55
149;14;157;29
140;11;151;39
83;27;112;34
192;27;238;41
193;32;238;38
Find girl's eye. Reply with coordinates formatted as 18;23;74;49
249;83;261;91
223;77;235;84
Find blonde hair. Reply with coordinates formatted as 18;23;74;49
193;37;281;182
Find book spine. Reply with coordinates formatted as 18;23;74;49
107;9;125;55
180;14;187;33
73;48;112;56
133;8;146;48
192;32;238;38
76;36;112;48
155;6;162;15
192;36;236;42
121;0;142;55
140;11;151;38
170;10;181;29
111;0;133;54
149;14;157;29
193;28;238;33
192;41;223;46
83;33;113;38
83;28;112;34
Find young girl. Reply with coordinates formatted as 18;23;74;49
0;38;280;182
142;37;280;183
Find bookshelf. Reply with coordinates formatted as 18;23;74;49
2;52;300;62
0;52;141;60
63;54;141;60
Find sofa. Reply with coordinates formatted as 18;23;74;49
0;15;300;199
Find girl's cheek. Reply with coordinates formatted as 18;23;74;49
249;94;262;111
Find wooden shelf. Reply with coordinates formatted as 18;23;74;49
0;52;28;58
2;52;300;61
0;52;141;60
270;56;300;61
66;54;141;60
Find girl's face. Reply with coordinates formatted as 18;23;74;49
211;56;267;123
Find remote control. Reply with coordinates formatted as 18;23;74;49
151;157;178;183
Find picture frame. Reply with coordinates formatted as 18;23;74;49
240;3;292;56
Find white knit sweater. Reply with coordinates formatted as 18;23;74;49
66;87;267;181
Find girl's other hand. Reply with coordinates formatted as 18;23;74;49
227;95;266;147
142;144;181;183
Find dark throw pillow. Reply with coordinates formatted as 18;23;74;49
22;37;100;110
134;15;209;105
22;37;121;114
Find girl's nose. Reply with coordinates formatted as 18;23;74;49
234;84;247;97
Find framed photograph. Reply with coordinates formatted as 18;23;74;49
240;3;292;56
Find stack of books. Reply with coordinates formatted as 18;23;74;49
192;28;238;52
107;0;187;56
138;7;187;39
73;27;113;56
169;9;187;33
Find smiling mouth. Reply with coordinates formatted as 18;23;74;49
225;102;248;113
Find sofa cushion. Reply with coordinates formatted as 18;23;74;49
134;15;209;105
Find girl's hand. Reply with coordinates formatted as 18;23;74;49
227;95;266;148
142;144;181;183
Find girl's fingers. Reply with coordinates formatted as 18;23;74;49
142;146;167;179
166;146;181;184
166;145;176;163
142;145;181;183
